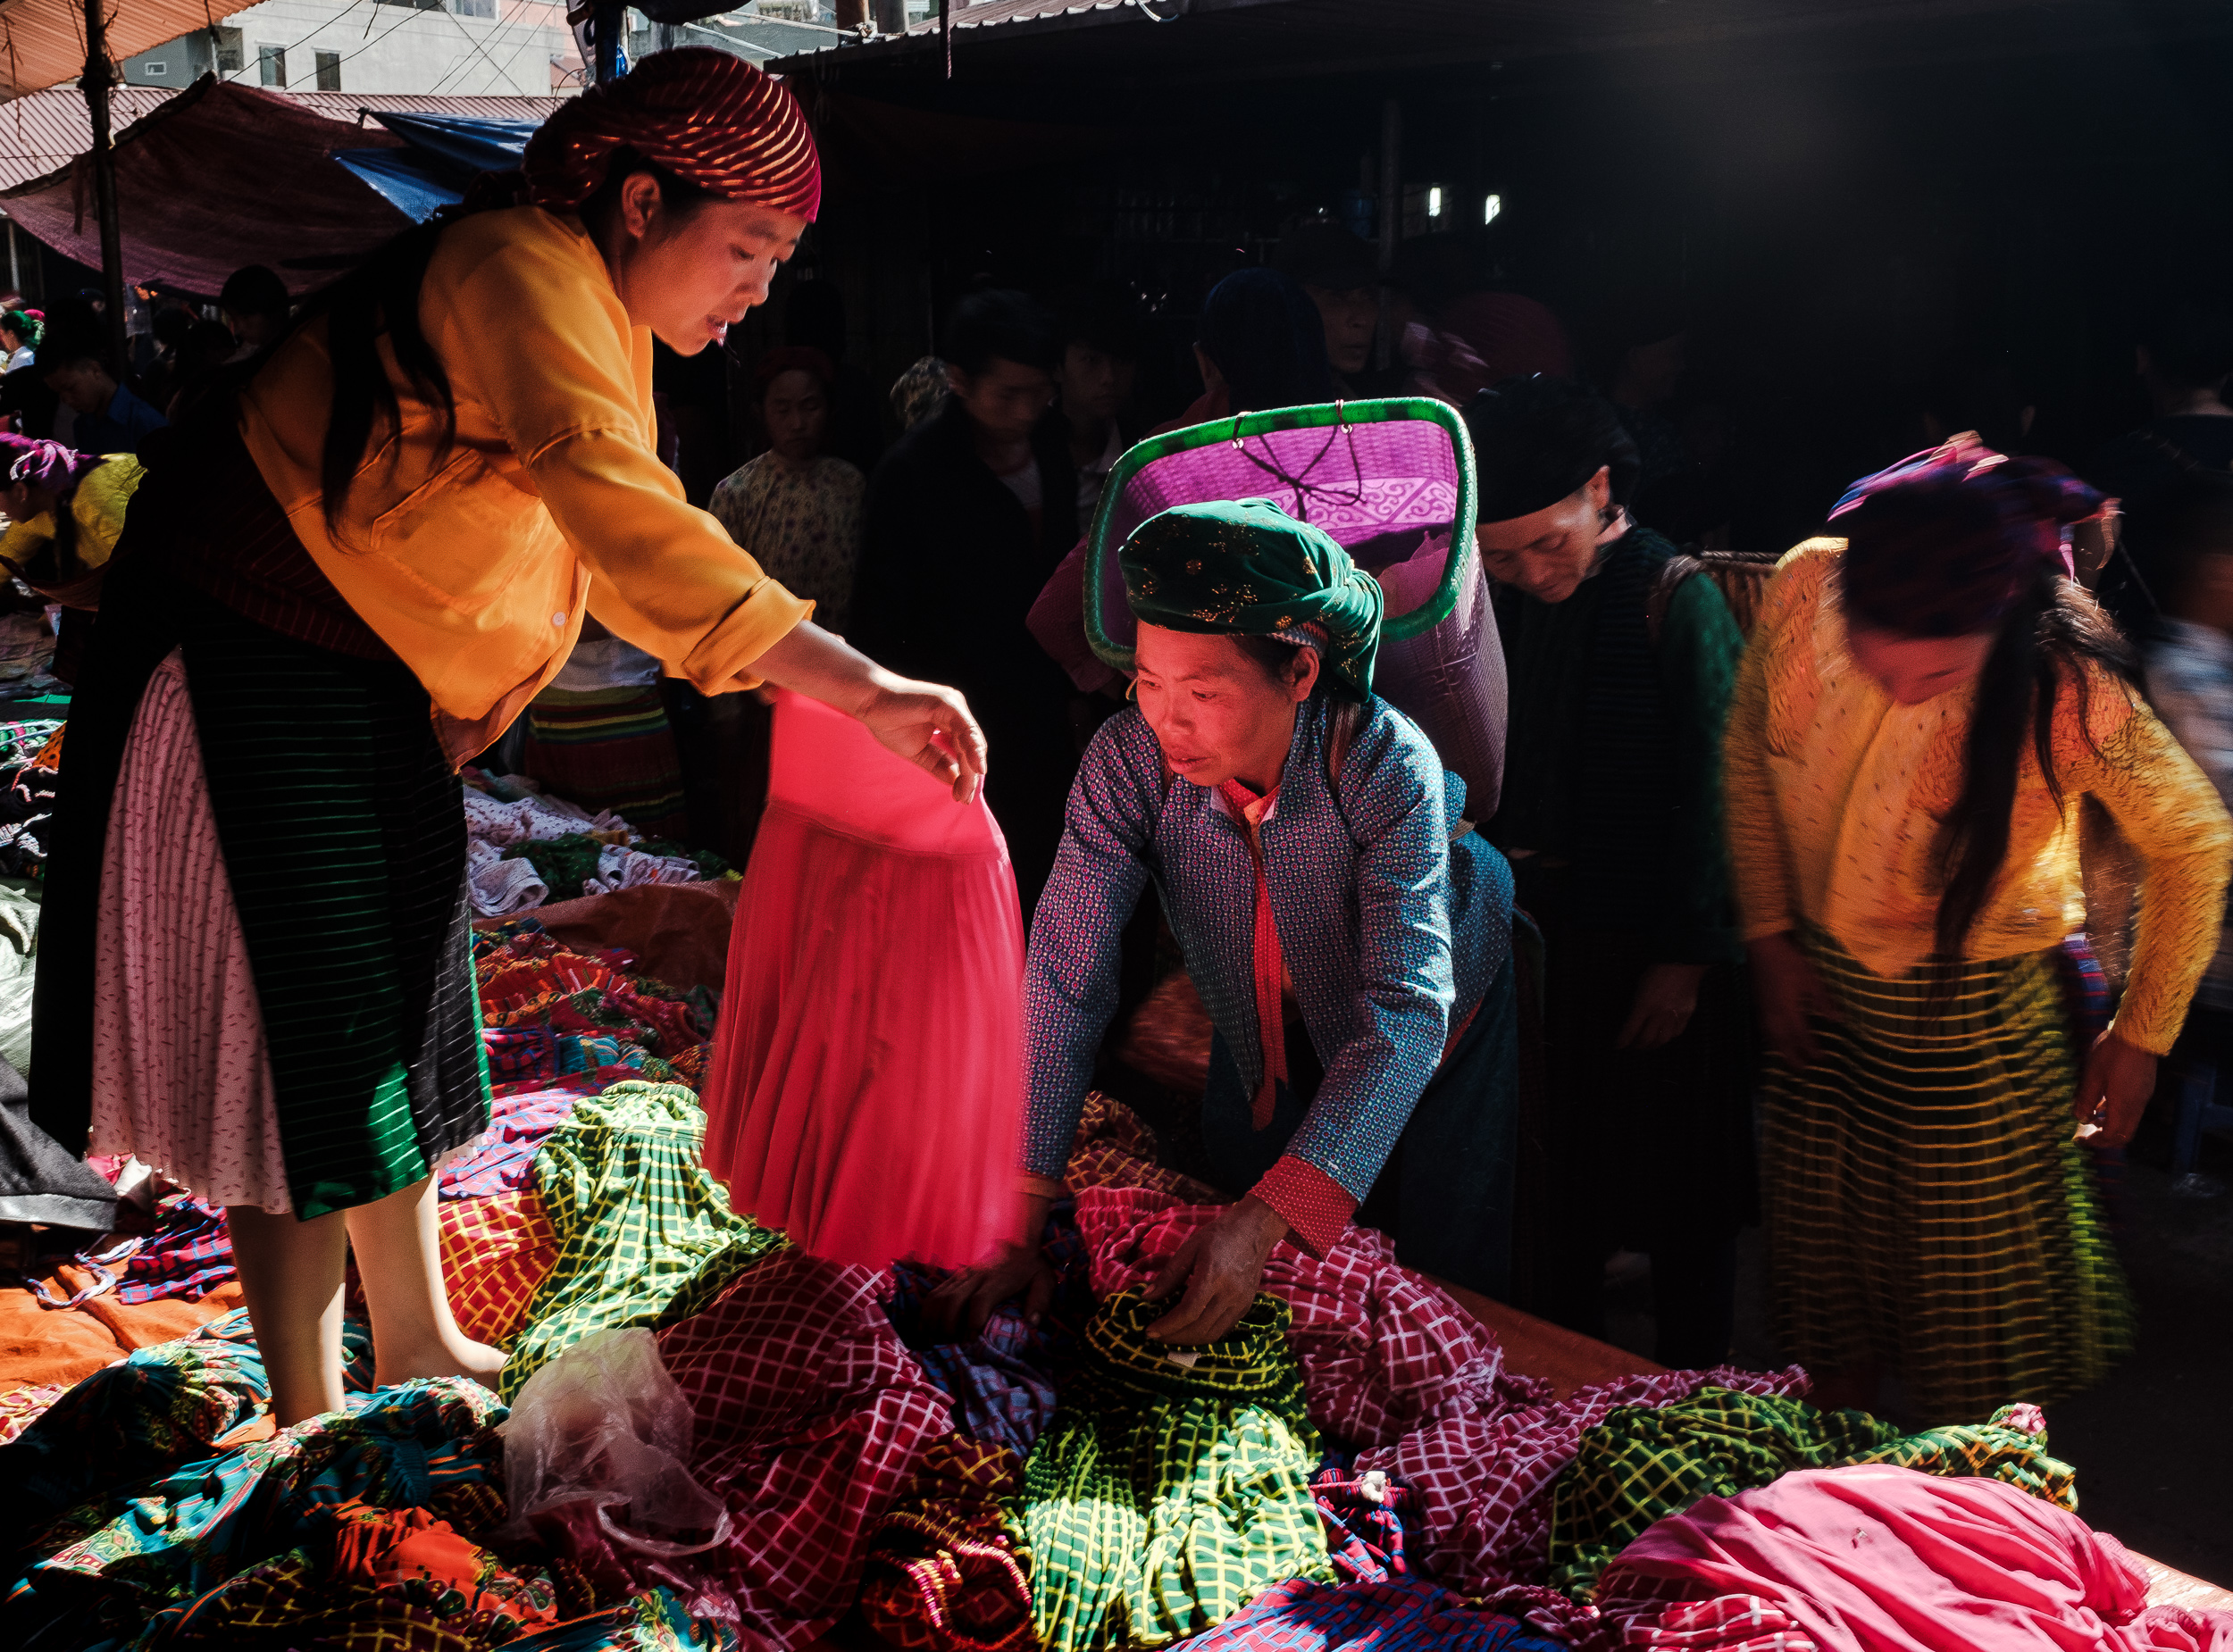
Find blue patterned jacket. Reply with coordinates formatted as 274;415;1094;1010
1023;693;1512;1201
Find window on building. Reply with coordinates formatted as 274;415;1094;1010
213;26;243;72
453;0;496;16
141;59;168;76
314;49;342;89
257;45;285;86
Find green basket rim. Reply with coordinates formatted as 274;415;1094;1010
1083;396;1478;674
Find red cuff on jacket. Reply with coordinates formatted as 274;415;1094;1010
1250;1155;1357;1258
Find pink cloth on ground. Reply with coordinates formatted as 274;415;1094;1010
88;650;292;1214
701;689;1025;1271
1587;1466;2233;1652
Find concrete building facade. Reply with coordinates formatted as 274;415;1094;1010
121;0;578;97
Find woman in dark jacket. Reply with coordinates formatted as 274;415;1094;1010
1469;374;1755;1367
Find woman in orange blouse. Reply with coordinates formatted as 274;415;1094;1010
1724;438;2231;1423
29;52;983;1425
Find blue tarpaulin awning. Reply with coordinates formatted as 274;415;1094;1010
334;112;538;221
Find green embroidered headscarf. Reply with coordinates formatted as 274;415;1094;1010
1118;498;1384;699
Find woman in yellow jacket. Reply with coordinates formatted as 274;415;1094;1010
29;52;984;1425
0;437;141;603
1724;437;2231;1425
0;435;144;680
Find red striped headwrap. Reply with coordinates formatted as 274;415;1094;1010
523;47;820;221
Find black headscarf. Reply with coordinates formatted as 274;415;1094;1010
1463;373;1641;524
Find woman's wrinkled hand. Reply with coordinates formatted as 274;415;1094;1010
1142;1197;1289;1345
1748;930;1836;1067
2073;1029;2156;1149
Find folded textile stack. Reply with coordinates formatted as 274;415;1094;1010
461;772;732;916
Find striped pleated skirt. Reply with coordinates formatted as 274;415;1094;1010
32;557;490;1220
1763;929;2133;1423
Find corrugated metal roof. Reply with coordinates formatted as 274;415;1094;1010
0;86;171;190
284;90;569;122
0;83;563;190
898;0;1132;33
665;13;840;61
0;0;261;99
772;0;2233;82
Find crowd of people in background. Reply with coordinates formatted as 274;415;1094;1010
5;204;2233;1418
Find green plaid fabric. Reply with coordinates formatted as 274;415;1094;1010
1546;1387;2078;1598
1856;1407;2077;1506
1022;1289;1331;1652
500;1080;785;1400
1766;931;2133;1422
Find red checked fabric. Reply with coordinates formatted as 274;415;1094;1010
654;1250;953;1649
1624;1596;1819;1651
438;1189;558;1346
1075;1185;1534;1448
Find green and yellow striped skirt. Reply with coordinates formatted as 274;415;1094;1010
1763;930;2133;1424
519;684;690;840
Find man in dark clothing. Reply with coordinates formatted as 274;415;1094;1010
2087;295;2233;634
852;290;1081;920
1052;285;1142;526
38;304;163;455
1273;218;1382;393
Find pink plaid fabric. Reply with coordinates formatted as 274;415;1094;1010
1073;1185;1809;1631
656;1250;954;1651
1360;1363;1805;1598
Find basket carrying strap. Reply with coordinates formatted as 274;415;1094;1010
1645;554;1706;651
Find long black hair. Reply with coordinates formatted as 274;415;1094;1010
1930;566;2138;960
293;151;711;535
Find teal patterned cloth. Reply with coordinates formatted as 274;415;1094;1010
501;1080;785;1399
16;1375;504;1637
0;1307;377;1557
1021;1288;1332;1652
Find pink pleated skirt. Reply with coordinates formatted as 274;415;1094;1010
88;650;294;1212
701;690;1025;1270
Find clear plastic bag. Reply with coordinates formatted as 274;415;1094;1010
496;1327;732;1558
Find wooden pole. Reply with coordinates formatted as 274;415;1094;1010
80;0;128;377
